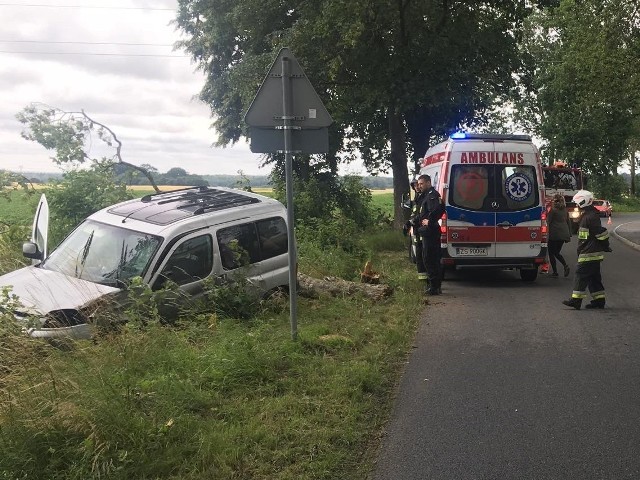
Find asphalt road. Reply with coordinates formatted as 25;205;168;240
372;213;640;480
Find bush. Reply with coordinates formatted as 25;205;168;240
45;161;133;246
0;225;29;275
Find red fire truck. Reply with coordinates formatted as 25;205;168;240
542;161;586;233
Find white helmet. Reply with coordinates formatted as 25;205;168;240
572;190;594;208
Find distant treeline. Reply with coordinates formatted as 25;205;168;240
15;170;395;190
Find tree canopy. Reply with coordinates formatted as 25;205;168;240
175;0;534;224
518;0;640;178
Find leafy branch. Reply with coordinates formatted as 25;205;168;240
16;103;160;193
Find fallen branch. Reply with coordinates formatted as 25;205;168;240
297;273;393;302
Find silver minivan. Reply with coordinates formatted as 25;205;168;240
0;187;290;339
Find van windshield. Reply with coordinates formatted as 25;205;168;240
42;220;162;287
449;165;539;211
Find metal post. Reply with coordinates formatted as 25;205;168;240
282;56;298;340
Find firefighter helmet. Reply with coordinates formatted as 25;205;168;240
572;190;594;208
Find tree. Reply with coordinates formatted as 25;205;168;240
16;104;161;192
174;0;531;226
517;0;640;177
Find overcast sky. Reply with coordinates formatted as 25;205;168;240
0;0;280;176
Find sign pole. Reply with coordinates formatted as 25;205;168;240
244;47;333;341
282;56;298;340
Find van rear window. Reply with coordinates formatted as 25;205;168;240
449;165;539;212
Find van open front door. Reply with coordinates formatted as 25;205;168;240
24;194;49;264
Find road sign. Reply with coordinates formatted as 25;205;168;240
245;47;332;128
244;47;332;154
244;47;334;340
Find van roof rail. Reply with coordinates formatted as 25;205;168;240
140;185;209;203
450;133;532;142
110;187;263;225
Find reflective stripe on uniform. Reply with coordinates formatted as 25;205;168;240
596;231;609;241
418;273;428;280
578;227;589;240
572;291;588;299
591;290;606;300
578;252;604;262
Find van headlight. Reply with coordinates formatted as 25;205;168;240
569;210;581;219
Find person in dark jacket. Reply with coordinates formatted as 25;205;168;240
416;174;444;295
562;190;611;310
404;178;427;281
547;193;572;277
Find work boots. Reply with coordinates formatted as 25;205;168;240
425;281;442;296
562;298;582;310
585;299;606;309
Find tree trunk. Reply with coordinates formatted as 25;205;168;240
297;273;392;302
388;109;410;229
406;106;433;175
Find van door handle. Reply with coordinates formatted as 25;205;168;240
497;221;513;227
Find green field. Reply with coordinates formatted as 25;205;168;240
0;190;40;228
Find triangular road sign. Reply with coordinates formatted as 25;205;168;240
245;47;332;128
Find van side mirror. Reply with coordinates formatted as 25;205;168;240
22;241;43;260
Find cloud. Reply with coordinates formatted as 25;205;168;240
0;0;266;176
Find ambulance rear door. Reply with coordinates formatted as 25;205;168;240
493;143;543;259
446;143;497;260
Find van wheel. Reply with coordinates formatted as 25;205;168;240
520;269;538;282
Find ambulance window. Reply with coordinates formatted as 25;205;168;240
500;165;538;211
449;166;489;210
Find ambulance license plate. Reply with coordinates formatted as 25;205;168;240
456;247;488;256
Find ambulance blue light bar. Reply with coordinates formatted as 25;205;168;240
449;132;532;141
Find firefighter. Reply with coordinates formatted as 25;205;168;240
562;190;611;310
416;174;444;295
405;178;428;282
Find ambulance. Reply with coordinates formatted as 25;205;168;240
419;133;547;281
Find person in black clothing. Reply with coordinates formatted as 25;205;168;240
547;193;572;277
562;190;611;310
404;178;428;281
416;174;444;295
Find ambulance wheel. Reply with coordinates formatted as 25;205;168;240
520;268;538;282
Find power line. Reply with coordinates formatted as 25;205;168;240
0;3;175;10
0;50;188;57
0;40;175;46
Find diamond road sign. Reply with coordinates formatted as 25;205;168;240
244;47;332;153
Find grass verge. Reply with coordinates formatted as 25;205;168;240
0;231;422;479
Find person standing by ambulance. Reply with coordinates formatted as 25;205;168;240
405;178;428;282
562;190;611;310
417;174;444;295
547;193;572;277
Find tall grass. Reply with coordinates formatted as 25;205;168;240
0;247;421;479
0;187;425;478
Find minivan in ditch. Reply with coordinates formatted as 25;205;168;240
0;187;290;339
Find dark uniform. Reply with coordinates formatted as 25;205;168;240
563;204;610;309
418;186;444;294
406;190;427;280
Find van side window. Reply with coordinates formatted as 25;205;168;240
217;223;260;270
257;217;288;259
217;217;288;270
158;234;213;286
